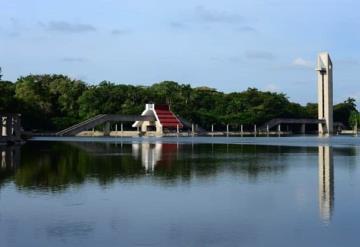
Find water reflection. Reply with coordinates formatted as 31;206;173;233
1;146;21;169
132;143;179;172
0;145;21;187
132;143;162;172
0;141;344;227
318;146;334;223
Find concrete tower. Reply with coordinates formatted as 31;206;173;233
316;52;333;135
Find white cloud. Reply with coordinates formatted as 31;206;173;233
292;58;313;68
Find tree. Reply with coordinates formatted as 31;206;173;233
349;111;360;129
0;80;17;112
334;98;357;127
0;73;357;131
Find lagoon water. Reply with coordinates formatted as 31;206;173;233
1;136;360;246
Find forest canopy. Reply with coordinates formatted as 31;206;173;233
0;74;357;131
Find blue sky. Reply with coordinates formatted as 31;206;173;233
1;0;360;105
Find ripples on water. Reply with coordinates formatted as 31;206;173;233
0;137;360;247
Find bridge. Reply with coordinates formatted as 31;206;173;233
56;114;155;136
259;118;345;133
259;118;325;131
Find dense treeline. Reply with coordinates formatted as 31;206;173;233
0;73;358;131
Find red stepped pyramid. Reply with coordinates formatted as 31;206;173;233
154;105;183;128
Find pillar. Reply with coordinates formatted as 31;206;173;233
254;124;257;136
104;122;111;136
317;52;333;135
15;115;21;140
226;124;229;136
115;124;118;132
355;123;358;136
301;124;306;135
6;116;12;137
240;124;243;136
177;124;179;135
192;124;195;136
278;124;281;136
1;116;5;137
266;125;269;136
211;124;214;133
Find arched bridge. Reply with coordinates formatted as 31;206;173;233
57;114;155;136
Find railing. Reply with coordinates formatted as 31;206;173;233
258;118;325;131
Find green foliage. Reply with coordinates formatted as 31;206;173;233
349;111;360;128
0;80;17;112
0;74;357;131
334;97;357;126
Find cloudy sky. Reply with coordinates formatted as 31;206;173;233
1;0;360;105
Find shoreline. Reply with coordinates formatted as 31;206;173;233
29;135;360;148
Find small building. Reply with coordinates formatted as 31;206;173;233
1;114;22;144
132;104;183;134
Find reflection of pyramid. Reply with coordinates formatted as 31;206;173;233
318;146;334;223
132;143;162;172
132;143;179;172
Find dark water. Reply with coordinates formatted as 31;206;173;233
1;137;360;246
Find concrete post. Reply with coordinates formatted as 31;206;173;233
6;116;12;137
226;124;229;136
177;124;179;135
104;122;111;136
355;123;358;136
278;124;281;136
254;124;257;136
192;124;195;136
266;125;269;136
115;124;118;132
211;124;214;133
15;115;21;140
301;124;306;135
240;124;243;136
121;123;123;134
1;116;5;137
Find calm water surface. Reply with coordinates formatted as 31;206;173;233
1;137;360;246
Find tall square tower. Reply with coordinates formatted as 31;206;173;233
316;52;333;135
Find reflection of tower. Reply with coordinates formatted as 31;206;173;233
318;146;334;223
316;52;333;135
132;143;162;172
